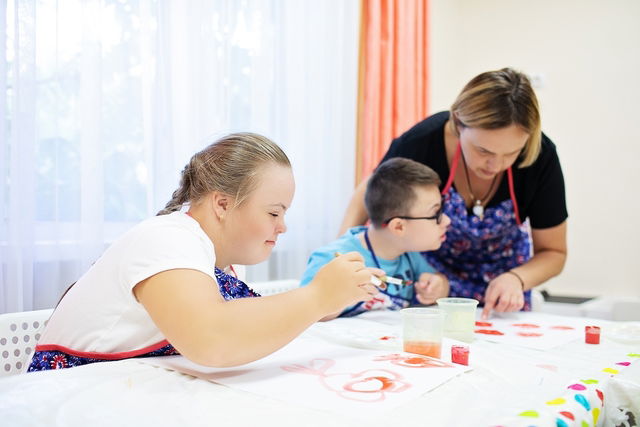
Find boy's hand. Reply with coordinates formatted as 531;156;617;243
309;252;382;315
414;272;449;305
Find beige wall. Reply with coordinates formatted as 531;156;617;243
428;0;640;297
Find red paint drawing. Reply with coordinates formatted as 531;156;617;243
475;321;493;327
474;319;582;349
374;353;454;369
281;358;411;402
517;332;543;337
379;336;394;341
475;329;504;336
511;323;540;328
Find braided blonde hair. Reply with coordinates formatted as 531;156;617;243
157;133;290;215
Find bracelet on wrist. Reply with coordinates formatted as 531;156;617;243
505;270;525;290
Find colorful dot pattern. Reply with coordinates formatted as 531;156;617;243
510;351;639;426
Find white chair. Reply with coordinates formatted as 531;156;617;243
250;279;299;296
232;264;298;296
232;264;247;281
0;308;53;376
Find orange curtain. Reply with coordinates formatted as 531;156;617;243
356;0;429;183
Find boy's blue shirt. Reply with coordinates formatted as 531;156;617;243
299;226;435;317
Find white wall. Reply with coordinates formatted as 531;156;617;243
429;0;640;298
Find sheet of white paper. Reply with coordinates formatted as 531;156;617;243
356;309;404;327
141;335;470;419
474;312;586;350
306;316;402;351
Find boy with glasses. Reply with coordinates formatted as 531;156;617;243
300;158;451;319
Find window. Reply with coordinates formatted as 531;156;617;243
1;0;359;313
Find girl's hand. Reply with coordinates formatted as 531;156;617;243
414;272;449;305
309;252;381;315
481;273;524;319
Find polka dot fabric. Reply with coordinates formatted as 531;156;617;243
492;352;640;426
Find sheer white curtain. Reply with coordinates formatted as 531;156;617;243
0;0;359;314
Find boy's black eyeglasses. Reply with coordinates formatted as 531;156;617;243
382;203;445;226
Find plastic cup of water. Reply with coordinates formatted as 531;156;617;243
436;298;479;343
400;307;445;358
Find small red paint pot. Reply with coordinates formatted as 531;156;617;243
585;326;601;344
451;345;469;365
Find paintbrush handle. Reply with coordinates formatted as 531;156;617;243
383;276;413;286
334;252;387;290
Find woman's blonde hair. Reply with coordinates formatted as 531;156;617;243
447;68;541;168
157;132;290;215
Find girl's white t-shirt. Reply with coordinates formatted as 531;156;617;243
39;212;217;355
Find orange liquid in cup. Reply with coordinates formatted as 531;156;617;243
403;340;442;358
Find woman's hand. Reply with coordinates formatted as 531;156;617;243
481;272;524;319
414;272;449;305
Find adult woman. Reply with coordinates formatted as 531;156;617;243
340;68;567;319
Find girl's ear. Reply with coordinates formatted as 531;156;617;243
209;191;231;221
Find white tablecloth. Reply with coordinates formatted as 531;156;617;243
1;311;638;427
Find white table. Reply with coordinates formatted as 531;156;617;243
1;311;638;427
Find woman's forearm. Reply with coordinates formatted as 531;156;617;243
510;249;566;291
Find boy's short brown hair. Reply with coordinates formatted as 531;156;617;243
365;158;441;228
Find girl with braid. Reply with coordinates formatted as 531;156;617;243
28;133;380;371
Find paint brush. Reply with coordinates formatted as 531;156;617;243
381;276;413;286
369;275;387;290
333;253;411;289
334;252;386;290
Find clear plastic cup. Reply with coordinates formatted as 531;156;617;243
436;297;479;343
400;307;445;358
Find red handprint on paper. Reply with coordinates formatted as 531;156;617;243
281;358;411;402
374;353;454;368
